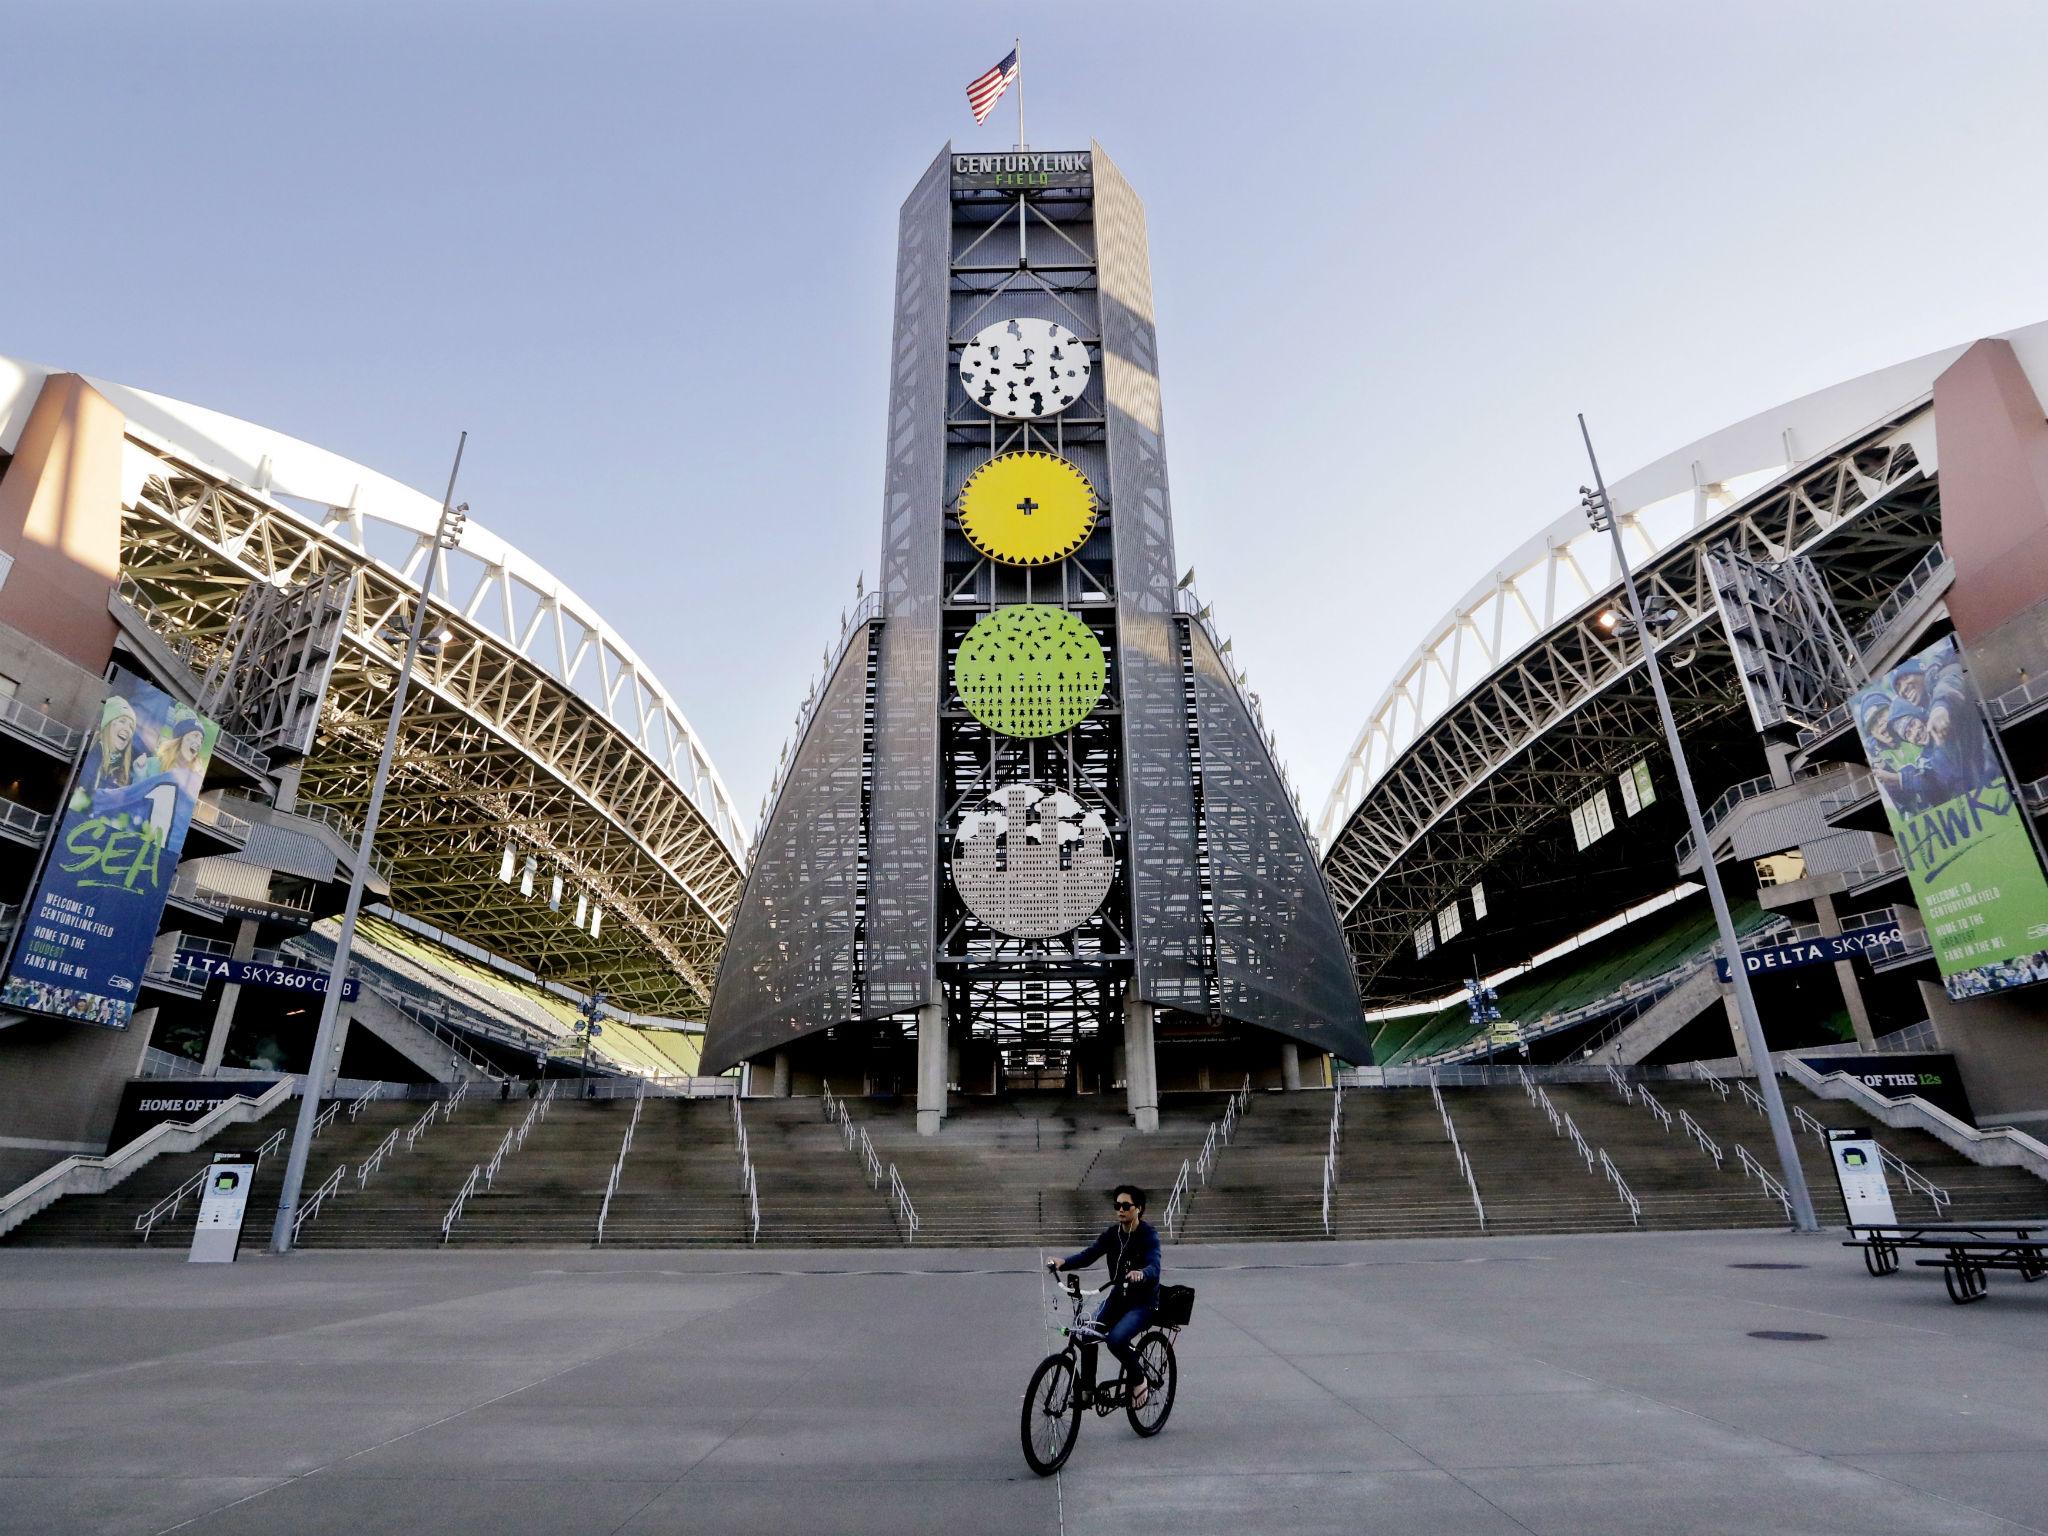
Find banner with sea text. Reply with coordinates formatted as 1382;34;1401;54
1848;635;2048;999
0;668;220;1027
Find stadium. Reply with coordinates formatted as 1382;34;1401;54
2;129;2047;1536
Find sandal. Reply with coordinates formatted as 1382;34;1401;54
1130;1382;1149;1410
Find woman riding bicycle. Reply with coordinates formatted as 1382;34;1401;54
1047;1184;1161;1408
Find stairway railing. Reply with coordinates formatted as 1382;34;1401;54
595;1080;649;1245
1599;1150;1641;1227
292;1162;346;1241
441;1166;480;1244
1691;1062;1732;1101
1789;1104;1949;1213
1678;1108;1724;1169
356;1128;401;1191
887;1164;917;1244
1163;1159;1192;1238
1634;1083;1674;1131
1734;1143;1792;1220
136;1125;289;1243
1560;1111;1596;1173
1604;1063;1634;1105
1429;1070;1485;1231
346;1082;381;1122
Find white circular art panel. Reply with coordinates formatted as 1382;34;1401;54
952;782;1115;938
958;318;1092;420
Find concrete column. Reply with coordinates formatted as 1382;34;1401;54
1123;998;1159;1133
1279;1039;1302;1091
201;918;263;1074
1813;893;1878;1051
915;1003;947;1136
1718;982;1757;1073
770;1050;791;1098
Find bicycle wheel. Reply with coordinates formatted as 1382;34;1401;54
1125;1331;1177;1437
1021;1353;1082;1475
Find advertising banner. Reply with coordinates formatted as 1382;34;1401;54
1794;1051;1976;1126
1848;636;2048;998
173;951;359;1003
0;668;220;1027
1713;920;1903;982
108;1079;284;1150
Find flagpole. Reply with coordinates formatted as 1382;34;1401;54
1015;35;1024;149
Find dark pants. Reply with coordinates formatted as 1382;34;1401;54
1097;1294;1155;1384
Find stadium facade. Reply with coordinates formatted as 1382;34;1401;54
1321;324;2048;1130
0;361;742;1186
702;144;1368;1128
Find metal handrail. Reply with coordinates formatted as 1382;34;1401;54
292;1162;346;1240
347;1083;381;1122
135;1125;288;1242
1635;1082;1673;1131
1991;673;2048;722
1560;1111;1596;1172
888;1163;918;1243
1678;1108;1724;1169
1819;767;1877;821
482;1127;516;1190
1795;698;1853;746
0;795;52;841
356;1127;401;1191
403;1099;443;1151
441;1165;480;1243
190;797;252;841
1843;845;1906;890
1692;1063;1732;1100
1163;1158;1192;1238
1674;774;1775;865
1854;544;1949;651
1430;1070;1485;1230
1881;1146;1952;1214
1599;1150;1641;1226
0;691;84;754
1737;1079;1767;1116
595;1084;648;1245
312;1099;341;1137
1604;1063;1634;1105
1735;1143;1792;1219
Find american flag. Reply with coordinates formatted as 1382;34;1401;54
966;48;1018;125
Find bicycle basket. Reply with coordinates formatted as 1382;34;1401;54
1155;1284;1195;1327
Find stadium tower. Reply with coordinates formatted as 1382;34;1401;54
703;145;1368;1130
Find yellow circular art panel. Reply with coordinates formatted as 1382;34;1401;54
957;452;1097;567
953;605;1107;738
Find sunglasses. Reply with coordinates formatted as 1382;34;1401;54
1113;1201;1137;1211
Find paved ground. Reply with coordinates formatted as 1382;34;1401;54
2;1228;2046;1535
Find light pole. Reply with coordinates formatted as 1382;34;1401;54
1577;415;1818;1233
270;434;469;1253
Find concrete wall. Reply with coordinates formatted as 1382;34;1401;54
1918;979;2048;1129
0;1015;148;1190
0;375;123;673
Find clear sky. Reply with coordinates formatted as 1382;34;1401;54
6;1;2047;830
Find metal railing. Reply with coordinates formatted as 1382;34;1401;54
1795;698;1854;747
441;1165;480;1244
1853;544;1950;654
292;1162;347;1241
728;1091;761;1244
1737;1078;1768;1116
1428;1070;1485;1231
1598;1150;1641;1226
1790;1105;1950;1213
0;795;52;843
1560;1111;1596;1172
1165;1159;1192;1238
1635;1082;1674;1131
1843;844;1906;892
1691;1062;1732;1100
1181;1075;1253;1234
356;1128;401;1191
1678;1108;1724;1169
402;1099;444;1152
1604;1063;1634;1105
1318;1079;1345;1236
887;1164;918;1243
1674;774;1775;866
190;796;253;842
347;1082;381;1122
1734;1143;1793;1220
1990;673;2048;723
1819;767;1877;822
0;692;84;755
135;1125;288;1242
596;1081;650;1245
821;1079;886;1190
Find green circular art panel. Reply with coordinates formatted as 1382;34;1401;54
954;605;1107;738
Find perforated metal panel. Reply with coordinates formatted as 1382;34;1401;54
952;782;1115;938
863;146;953;1017
1188;621;1373;1062
701;627;873;1073
1094;144;1208;1011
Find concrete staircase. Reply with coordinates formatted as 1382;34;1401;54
8;1082;2041;1250
1588;964;1721;1065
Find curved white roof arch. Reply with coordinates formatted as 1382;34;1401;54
0;355;747;862
1316;317;2048;851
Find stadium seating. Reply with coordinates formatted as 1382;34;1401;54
1373;895;1778;1065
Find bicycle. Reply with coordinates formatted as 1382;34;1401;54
1020;1271;1186;1475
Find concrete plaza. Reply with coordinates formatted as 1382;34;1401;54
2;1229;2045;1535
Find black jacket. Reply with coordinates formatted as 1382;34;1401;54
1062;1220;1162;1306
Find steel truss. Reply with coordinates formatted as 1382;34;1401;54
937;182;1130;1052
1325;424;1931;995
120;450;745;1015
